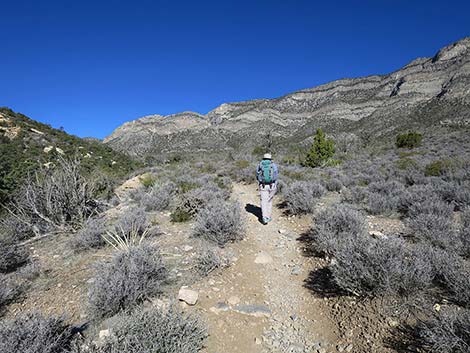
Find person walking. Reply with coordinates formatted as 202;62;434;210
256;153;279;224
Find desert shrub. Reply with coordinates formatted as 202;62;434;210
398;184;439;216
231;165;255;184
0;240;29;273
192;201;244;247
395;157;419;171
395;131;423;149
194;246;227;276
139;183;176;211
342;186;368;204
171;183;230;221
431;179;470;210
434;252;470;308
0;275;23;313
407;198;456;250
366;180;405;215
0;312;74;353
0;216;36;242
6;158;100;234
80;306;206;353
326;177;343;192
461;209;470;258
425;160;452;177
175;176;200;194
284;181;326;215
70;217;107;252
331;237;432;297
87;244;167;319
234;159;250;169
170;209;193;223
308;204;367;256
414;309;470;353
304;128;335;168
114;207;150;237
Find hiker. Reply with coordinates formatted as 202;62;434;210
256;153;279;224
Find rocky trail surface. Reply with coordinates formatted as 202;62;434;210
192;183;340;353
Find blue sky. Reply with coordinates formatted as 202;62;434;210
1;0;469;138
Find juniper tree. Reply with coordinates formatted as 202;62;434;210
304;128;335;167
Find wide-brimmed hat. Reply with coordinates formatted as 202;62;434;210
263;153;272;160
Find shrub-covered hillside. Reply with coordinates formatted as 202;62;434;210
0;107;141;203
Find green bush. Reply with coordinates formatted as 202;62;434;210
395;157;418;170
303;128;335;168
171;208;192;223
425;160;451;177
395;131;423;148
139;173;157;188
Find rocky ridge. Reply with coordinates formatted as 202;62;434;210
104;38;470;158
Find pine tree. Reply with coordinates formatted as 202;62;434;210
304;128;335;167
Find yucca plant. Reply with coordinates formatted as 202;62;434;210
101;222;149;251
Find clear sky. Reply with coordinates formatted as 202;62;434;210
1;0;469;139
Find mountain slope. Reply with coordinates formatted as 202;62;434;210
104;38;470;159
0;107;140;203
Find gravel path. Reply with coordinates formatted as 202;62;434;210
196;183;339;353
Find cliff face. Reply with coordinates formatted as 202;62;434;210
104;38;470;158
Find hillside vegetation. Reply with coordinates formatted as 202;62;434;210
0;107;141;204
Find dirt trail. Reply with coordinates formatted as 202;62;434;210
194;183;339;353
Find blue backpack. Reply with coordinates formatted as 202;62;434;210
260;159;274;183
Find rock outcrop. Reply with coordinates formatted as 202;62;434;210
104;38;470;158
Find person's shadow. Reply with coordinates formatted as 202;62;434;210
245;203;263;224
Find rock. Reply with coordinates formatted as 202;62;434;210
291;266;301;275
278;229;287;234
434;303;441;312
255;337;262;345
99;329;110;339
345;344;353;352
254;251;273;264
182;245;193;252
228;296;240;306
233;304;271;317
369;230;387;239
387;317;399;328
178;287;199;305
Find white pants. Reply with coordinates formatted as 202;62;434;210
259;183;277;219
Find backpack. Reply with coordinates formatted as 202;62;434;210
260;159;274;183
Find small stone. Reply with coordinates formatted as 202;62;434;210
291;266;301;275
228;296;240;306
182;245;193;252
345;344;353;352
210;302;230;314
387;317;399;328
254;251;273;264
99;329;110;339
317;348;327;353
178;287;199;305
233;304;271;317
278;229;287;234
369;230;387;239
434;303;441;312
255;337;262;345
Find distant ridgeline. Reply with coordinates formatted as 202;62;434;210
104;37;470;161
0;107;141;204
